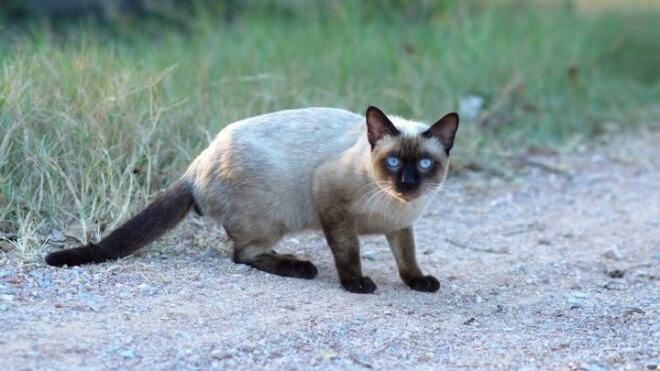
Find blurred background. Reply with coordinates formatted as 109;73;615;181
0;0;659;262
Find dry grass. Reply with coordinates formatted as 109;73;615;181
1;1;658;265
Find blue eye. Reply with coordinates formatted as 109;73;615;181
386;156;400;168
419;158;433;169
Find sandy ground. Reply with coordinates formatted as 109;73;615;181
1;132;658;370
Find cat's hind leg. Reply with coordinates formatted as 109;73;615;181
230;235;318;280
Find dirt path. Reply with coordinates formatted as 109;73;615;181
1;132;658;370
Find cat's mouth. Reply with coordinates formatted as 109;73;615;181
392;190;422;202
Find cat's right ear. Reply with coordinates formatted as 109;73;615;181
366;106;400;149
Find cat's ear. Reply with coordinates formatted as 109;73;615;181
423;112;459;155
366;106;400;148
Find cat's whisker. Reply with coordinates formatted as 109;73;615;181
425;185;447;198
367;188;387;218
419;183;445;199
356;181;385;195
383;186;396;214
369;187;394;218
360;189;383;215
362;185;392;216
357;180;397;214
359;181;388;203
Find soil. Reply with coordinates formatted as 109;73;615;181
1;132;658;370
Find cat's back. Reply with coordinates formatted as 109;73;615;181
189;107;364;185
208;107;364;169
226;107;363;152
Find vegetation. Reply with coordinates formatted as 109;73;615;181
1;1;658;264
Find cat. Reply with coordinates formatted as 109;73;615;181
45;106;459;294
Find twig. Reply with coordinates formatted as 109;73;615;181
444;238;509;254
622;263;652;272
607;263;653;278
521;158;571;176
464;305;504;326
491;304;504;314
501;222;545;236
477;75;524;128
349;354;374;369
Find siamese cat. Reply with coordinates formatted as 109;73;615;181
45;106;459;294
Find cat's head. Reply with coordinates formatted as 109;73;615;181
366;106;459;202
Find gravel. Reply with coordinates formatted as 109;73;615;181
1;132;658;369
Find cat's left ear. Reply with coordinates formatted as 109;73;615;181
423;113;459;155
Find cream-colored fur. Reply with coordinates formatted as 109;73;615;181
184;108;449;241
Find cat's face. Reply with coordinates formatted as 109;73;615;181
366;106;459;202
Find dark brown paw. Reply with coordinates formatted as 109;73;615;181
406;275;440;292
276;260;318;279
341;276;377;294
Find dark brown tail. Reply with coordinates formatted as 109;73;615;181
45;179;195;267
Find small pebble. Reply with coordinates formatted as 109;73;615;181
510;264;525;273
604;245;623;260
568;300;584;310
211;349;232;360
178;331;192;340
607;269;624;278
117;349;136;359
1;294;14;302
353;316;366;325
50;230;66;242
646;360;659;370
361;250;378;261
28;271;44;279
417;352;434;362
138;283;157;296
233;264;251;272
585;363;608;371
320;350;338;361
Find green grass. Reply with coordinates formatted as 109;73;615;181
1;1;659;264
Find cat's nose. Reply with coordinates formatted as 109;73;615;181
400;167;417;186
400;178;415;187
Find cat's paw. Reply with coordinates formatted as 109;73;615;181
406;275;440;292
341;276;377;294
277;260;318;279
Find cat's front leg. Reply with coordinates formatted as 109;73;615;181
385;227;440;292
319;214;377;294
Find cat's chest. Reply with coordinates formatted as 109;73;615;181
352;198;429;234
